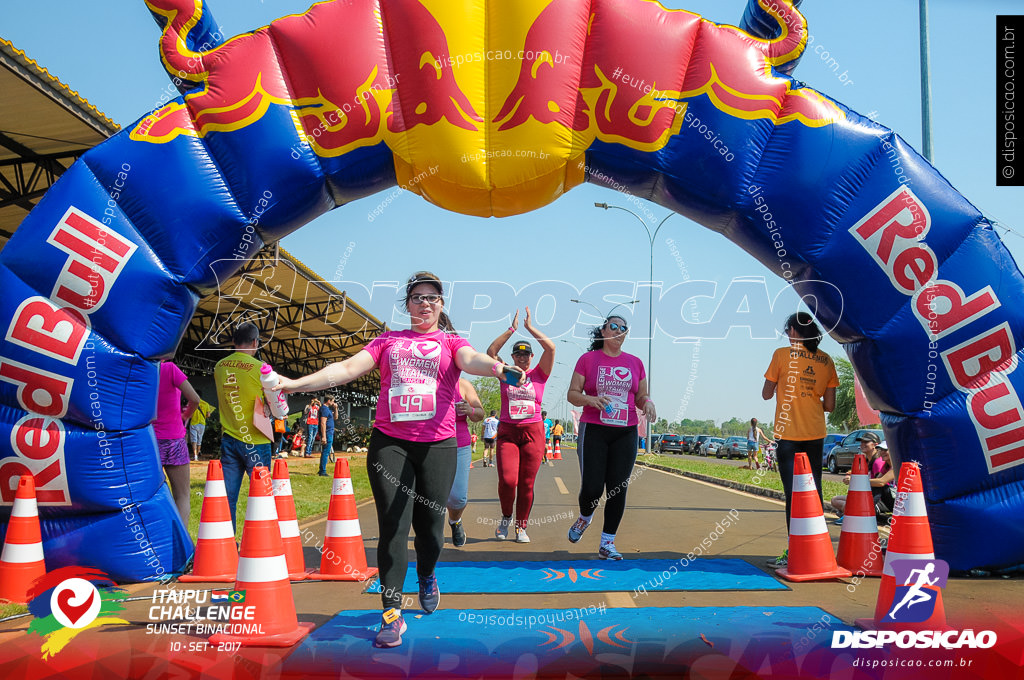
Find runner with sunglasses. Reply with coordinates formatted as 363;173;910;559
275;271;520;649
486;307;555;543
566;315;656;560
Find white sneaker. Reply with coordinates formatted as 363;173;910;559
515;527;531;543
495;516;512;540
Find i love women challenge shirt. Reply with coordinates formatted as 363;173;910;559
365;330;470;441
575;350;646;427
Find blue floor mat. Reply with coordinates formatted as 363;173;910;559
280;606;851;679
365;559;787;594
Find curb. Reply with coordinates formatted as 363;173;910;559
635;460;788;503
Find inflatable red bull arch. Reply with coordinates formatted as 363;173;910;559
1;0;1022;580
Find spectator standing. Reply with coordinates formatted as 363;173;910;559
761;312;839;568
318;396;339;476
745;418;770;469
213;322;274;532
482;410;499;467
304;398;320;458
188;390;214;461
155;361;200;524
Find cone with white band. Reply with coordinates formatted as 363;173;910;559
857;461;947;631
836;453;884;577
307;458;378;581
209;465;313;647
545;441;553;459
776;452;852;582
552;439;562;460
180;460;238;582
0;475;46;604
272;459;311;581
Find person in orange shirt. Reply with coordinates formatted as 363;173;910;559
761;312;839;568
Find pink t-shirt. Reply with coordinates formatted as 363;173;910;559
574;350;646;427
499;366;548;425
364;330;471;442
455;413;471;447
154;361;188;440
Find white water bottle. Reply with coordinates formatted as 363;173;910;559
259;363;289;419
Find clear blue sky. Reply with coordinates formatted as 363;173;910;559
4;0;1022;426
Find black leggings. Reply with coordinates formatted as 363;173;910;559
775;438;824;531
576;423;638;535
366;429;457;609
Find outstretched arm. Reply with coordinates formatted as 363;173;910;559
486;310;518;358
276;350;376;393
523;306;555;376
456;345;509;379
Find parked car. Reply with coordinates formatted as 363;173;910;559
692;434;712;456
650;434;665;450
825;429;883;473
658;434;684;454
704;437;727;457
821;433;846;468
719;436;749;459
681;435;697;453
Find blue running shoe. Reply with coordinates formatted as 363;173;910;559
374;609;407;648
567;516;590;543
418;573;440;614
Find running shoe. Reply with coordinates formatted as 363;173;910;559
832;516;844;526
766;549;788;568
495;515;512;540
598;544;623;560
450;520;467;548
515;527;531;543
567;516;590;543
373;609;407;648
418;573;440;613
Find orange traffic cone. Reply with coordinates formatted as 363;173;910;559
209;465;313;647
180;461;238;583
776;452;852;582
552;440;562;460
544;441;553;460
307;458;378;581
0;475;46;604
836;453;884;577
857;462;948;631
272;460;311;581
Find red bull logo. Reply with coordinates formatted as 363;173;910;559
130;0;842;217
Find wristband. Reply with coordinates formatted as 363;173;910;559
508;326;515;332
491;362;501;376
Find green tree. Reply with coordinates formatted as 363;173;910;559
828;356;860;431
470;377;502;435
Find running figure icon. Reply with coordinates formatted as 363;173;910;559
887;562;939;620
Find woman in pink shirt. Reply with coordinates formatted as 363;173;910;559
486;307;555;543
276;271;517;649
154;361;200;523
566;315;656;560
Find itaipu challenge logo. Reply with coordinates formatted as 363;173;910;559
25;567;127;658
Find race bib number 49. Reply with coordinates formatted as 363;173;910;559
389;384;437;422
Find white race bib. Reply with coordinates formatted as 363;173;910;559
599;393;629;426
389;383;437;422
509;399;536;421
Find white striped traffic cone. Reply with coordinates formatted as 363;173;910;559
0;475;46;604
180;460;238;582
272;460;311;581
776;452;852;582
209;465;313;647
307;458;377;581
857;461;948;631
836;453;884;576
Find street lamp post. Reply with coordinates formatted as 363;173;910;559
594;202;676;456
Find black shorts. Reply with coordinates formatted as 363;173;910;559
483;437;496;446
874;485;896;514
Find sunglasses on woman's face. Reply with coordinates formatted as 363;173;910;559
607;322;628;333
408;294;442;305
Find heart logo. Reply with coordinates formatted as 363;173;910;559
50;578;100;629
413;341;441;359
611;367;631;382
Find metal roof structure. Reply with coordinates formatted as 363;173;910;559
0;37;119;249
0;37;385;404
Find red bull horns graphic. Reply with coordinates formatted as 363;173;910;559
133;0;841;218
1;0;1023;582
